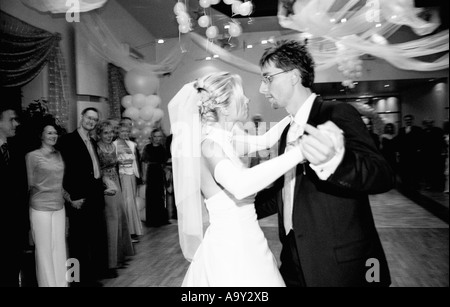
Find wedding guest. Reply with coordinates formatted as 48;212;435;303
114;122;143;242
58;107;108;286
96;120;134;277
26;119;67;287
142;129;170;227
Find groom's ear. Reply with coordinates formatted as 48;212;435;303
291;71;300;85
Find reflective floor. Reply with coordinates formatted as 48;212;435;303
100;189;449;287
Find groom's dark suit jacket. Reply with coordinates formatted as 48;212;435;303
257;97;394;287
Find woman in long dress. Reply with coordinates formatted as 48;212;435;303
169;72;304;287
114;123;143;241
141;129;170;227
96;120;134;274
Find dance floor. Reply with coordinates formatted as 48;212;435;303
100;189;448;287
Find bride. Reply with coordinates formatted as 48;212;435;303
168;72;303;287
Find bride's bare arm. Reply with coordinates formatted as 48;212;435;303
232;116;291;156
202;138;304;200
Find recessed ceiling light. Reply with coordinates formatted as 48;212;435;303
157;39;164;44
205;56;212;61
341;18;347;23
247;45;253;49
384;84;390;87
213;54;219;58
261;40;268;44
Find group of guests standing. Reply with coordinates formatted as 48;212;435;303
0;103;172;287
368;114;449;193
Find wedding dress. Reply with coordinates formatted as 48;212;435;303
181;127;285;287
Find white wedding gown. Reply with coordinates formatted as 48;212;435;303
181;128;285;287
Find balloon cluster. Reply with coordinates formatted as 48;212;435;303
174;1;252;40
174;2;192;34
121;68;164;150
335;42;363;88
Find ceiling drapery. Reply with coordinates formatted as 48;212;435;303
277;0;448;84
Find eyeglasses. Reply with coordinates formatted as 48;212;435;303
261;70;292;85
84;115;99;122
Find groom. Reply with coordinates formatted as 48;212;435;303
255;40;394;287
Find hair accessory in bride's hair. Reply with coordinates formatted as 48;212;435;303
194;81;217;119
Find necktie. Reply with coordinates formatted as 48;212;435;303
1;143;10;165
283;121;303;235
84;138;101;179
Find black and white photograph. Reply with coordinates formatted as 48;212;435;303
0;0;448;294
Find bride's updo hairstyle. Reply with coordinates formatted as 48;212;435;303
194;72;244;123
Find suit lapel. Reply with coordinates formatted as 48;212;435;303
292;97;323;202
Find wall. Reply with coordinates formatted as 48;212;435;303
401;79;449;129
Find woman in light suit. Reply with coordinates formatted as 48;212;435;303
114;122;143;242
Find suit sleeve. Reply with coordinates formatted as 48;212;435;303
326;103;395;194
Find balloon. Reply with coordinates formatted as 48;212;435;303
173;2;186;15
198;15;210;28
134;119;146;130
146;95;161;108
179;24;191;34
239;2;253;16
223;0;234;5
176;12;190;25
132;93;147;109
231;1;242;15
131;127;141;138
140;106;155;121
124;69;159;95
152;108;164;123
123;107;140;121
199;0;211;8
121;95;133;109
210;0;220;4
206;26;218;39
228;22;242;37
141;126;153;139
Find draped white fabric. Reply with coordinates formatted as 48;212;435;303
75;11;186;75
277;0;448;73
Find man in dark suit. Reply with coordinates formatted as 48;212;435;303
396;114;424;190
256;40;395;287
0;104;29;287
58;107;108;286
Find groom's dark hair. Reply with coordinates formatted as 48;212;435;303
259;39;315;89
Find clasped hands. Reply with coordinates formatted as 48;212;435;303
294;121;344;166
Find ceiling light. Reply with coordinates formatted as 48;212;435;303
213;54;219;58
261;40;268;44
157;39;164;44
205;56;212;61
341;18;347;23
224;25;230;29
384;84;390;87
247;45;253;49
375;23;381;28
